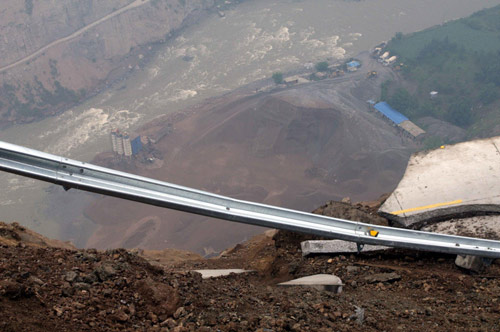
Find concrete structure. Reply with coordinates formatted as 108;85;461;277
399;120;425;138
422;215;500;239
284;75;309;85
123;133;132;157
278;274;343;293
111;130;120;153
110;129;136;157
301;240;389;256
455;255;492;272
193;269;253;279
283;77;298;85
379;136;500;228
116;133;124;155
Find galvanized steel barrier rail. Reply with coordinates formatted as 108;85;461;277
1;140;500;258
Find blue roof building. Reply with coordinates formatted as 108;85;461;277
347;61;360;68
373;102;409;125
131;136;143;155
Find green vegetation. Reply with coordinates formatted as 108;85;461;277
1;78;81;119
308;73;320;81
315;61;329;72
49;59;59;78
272;72;283;85
25;0;33;15
422;136;446;150
380;80;390;101
151;0;162;9
383;5;500;134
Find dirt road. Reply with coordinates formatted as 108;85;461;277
0;0;150;74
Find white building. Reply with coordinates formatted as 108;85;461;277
110;129;127;156
123;133;132;157
111;130;119;153
379;52;390;61
384;55;397;66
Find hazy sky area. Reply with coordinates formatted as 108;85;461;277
1;0;500;243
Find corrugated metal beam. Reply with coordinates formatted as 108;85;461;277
0;140;500;257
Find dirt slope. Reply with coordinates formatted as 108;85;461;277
1;206;500;332
0;221;75;249
83;81;415;254
0;0;215;124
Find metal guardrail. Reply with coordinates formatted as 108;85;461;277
0;140;499;258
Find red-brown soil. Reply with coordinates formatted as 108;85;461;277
1;205;500;332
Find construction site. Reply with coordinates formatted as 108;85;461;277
2;1;500;331
1;134;500;331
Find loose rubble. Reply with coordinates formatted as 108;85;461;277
1;196;500;332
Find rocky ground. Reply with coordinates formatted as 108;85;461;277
1;199;500;331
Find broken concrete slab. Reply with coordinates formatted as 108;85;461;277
301;240;389;256
455;255;493;273
422;215;500;239
364;272;401;283
192;269;253;279
278;274;343;293
379;136;500;229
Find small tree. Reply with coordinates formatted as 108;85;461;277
272;72;283;84
315;61;329;72
446;100;472;127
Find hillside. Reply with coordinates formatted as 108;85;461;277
77;57;416;254
382;5;500;146
1;201;500;331
0;0;218;125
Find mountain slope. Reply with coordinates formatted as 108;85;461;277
83;77;415;253
0;0;215;124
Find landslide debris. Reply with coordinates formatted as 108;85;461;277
84;83;414;253
1;197;500;332
0;221;75;249
0;245;187;331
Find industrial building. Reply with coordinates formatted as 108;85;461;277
110;129;138;157
131;136;143;155
346;60;360;72
123;134;132;157
373;102;425;138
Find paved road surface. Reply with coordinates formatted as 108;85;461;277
379;136;500;226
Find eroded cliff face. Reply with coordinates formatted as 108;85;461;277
0;0;215;124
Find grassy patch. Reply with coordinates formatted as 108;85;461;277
25;0;33;15
382;5;500;136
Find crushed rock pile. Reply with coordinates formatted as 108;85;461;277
1;195;500;331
